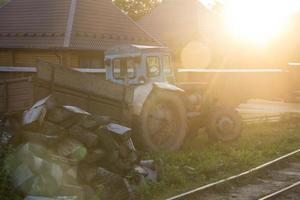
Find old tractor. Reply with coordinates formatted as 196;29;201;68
104;44;242;151
1;44;244;152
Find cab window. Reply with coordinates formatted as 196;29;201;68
113;58;136;79
146;56;160;77
126;58;136;78
163;55;172;75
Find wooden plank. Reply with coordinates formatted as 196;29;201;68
0;66;37;73
237;98;300;124
32;81;123;120
34;80;122;107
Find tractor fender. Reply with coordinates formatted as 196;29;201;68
132;82;184;116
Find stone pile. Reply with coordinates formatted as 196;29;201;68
9;96;156;200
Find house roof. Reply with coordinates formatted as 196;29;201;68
0;0;159;50
138;0;215;50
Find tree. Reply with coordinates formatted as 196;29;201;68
210;0;224;14
0;0;9;6
113;0;161;21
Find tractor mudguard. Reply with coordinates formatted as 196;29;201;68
132;82;184;116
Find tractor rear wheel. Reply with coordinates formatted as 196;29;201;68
206;107;242;142
137;91;187;151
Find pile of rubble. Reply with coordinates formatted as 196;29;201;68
9;96;156;200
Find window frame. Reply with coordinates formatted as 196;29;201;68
162;55;173;75
112;57;137;80
146;56;161;78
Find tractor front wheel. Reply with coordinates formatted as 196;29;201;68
137;91;187;151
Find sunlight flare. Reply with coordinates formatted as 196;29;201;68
222;0;300;45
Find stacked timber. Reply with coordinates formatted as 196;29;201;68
238;99;300;124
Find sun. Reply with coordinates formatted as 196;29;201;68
222;0;300;45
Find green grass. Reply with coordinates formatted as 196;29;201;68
0;146;22;200
136;122;300;200
1;121;300;200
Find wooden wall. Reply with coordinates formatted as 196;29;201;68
0;49;104;68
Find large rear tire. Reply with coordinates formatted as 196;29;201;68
206;107;242;142
137;91;187;151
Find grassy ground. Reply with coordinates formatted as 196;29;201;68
0;146;22;200
1;121;300;200
136;121;300;200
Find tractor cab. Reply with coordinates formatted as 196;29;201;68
105;44;175;85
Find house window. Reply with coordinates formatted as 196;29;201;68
80;57;103;68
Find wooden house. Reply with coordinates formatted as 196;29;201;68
0;0;159;69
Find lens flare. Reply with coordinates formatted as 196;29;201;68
222;0;300;45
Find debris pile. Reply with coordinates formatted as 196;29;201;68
9;96;156;200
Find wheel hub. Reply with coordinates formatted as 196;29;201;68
147;103;177;146
218;116;234;134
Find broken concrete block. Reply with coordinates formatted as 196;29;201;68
68;125;99;148
22;131;59;147
78;115;98;130
95;128;119;155
16;143;51;161
140;165;157;182
62;166;79;186
125;138;136;151
106;123;131;141
27;160;75;196
118;143;131;159
94;167;130;200
134;166;148;176
57;139;87;162
63;106;91;116
12;163;34;190
46;107;72;123
58;184;85;200
134;160;157;182
28;155;44;174
57;116;80;129
29;175;58;197
78;163;98;183
23;105;47;130
93;115;111;126
81;185;100;200
40;121;67;136
83;148;106;164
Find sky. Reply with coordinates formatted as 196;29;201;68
199;0;300;45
